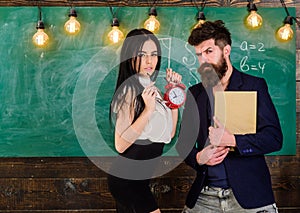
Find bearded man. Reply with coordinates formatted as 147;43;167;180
177;20;283;213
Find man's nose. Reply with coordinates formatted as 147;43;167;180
198;54;208;63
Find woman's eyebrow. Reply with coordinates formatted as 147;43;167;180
137;50;158;54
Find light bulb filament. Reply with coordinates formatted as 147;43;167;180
108;26;124;44
277;24;293;42
148;20;156;32
37;34;44;45
112;30;119;43
69;22;76;33
64;16;81;35
249;14;259;27
33;29;49;47
144;15;160;32
245;11;263;30
281;29;290;40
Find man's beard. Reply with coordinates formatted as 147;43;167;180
198;57;228;88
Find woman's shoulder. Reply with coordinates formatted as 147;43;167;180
112;86;136;113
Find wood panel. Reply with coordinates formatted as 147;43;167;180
0;157;299;212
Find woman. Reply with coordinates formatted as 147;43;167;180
108;28;182;213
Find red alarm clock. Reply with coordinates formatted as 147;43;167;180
163;83;186;109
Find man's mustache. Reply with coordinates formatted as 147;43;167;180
198;62;220;88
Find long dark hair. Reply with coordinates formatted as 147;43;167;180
110;28;162;124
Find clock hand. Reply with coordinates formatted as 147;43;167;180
172;91;177;98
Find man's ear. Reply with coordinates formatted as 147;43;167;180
224;45;231;56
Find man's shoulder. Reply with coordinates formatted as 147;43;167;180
235;69;264;81
234;68;266;86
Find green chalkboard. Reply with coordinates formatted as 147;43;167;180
0;7;296;156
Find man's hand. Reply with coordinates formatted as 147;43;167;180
208;117;236;147
196;145;230;166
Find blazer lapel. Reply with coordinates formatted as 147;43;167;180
196;85;211;148
227;68;243;91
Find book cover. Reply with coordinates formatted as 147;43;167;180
214;91;257;134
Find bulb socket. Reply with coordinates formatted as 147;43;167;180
247;2;257;12
69;8;77;17
111;18;120;27
149;7;157;16
283;16;293;25
196;11;206;21
36;20;45;29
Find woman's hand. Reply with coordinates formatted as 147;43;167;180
166;68;182;84
142;82;157;115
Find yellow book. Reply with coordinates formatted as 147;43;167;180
214;91;257;134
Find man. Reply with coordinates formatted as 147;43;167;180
177;20;283;213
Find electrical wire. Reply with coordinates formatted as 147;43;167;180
38;6;42;21
106;0;120;19
279;0;300;27
191;0;206;12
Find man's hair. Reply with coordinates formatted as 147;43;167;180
188;20;232;48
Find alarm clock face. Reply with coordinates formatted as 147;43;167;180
169;87;185;105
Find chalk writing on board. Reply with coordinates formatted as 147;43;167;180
160;38;171;68
239;41;266;74
182;42;197;67
159;37;200;87
182;43;200;86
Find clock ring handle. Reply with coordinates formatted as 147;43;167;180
166;68;182;84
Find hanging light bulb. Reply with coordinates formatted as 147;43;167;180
32;20;49;48
276;16;294;42
144;7;160;33
64;8;81;35
245;1;263;30
193;11;206;29
107;18;124;44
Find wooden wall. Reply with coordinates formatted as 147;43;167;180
0;0;299;212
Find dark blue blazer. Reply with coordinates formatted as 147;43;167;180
177;68;283;209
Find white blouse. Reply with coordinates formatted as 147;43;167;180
138;93;173;143
114;75;173;144
138;75;172;143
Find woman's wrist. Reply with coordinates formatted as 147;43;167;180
142;107;154;118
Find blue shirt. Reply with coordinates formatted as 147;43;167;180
207;87;229;189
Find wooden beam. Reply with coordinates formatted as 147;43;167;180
0;0;215;7
0;0;295;7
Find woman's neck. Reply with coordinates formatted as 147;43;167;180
138;74;151;87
